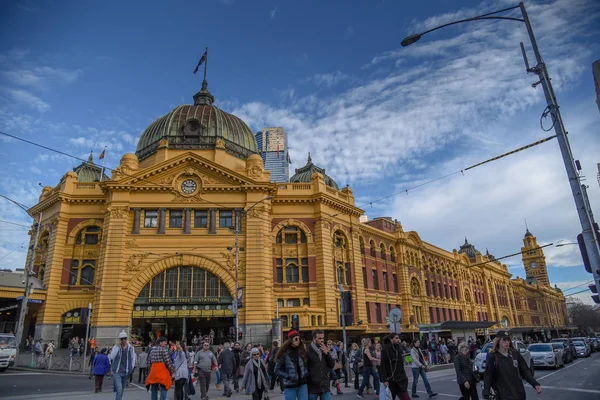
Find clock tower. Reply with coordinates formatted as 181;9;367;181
521;229;550;286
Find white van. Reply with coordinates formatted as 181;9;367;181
0;334;17;372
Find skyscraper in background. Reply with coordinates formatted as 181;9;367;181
593;60;600;114
255;127;290;182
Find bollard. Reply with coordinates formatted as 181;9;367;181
48;354;52;370
30;351;34;368
69;355;73;371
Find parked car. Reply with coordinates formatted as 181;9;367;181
474;340;534;379
573;340;591;357
590;338;600;352
551;338;577;361
572;337;592;354
528;343;564;369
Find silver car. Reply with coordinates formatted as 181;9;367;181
573;340;590;357
528;343;564;369
474;340;534;379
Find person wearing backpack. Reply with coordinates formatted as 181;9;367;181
428;338;438;365
482;330;541;400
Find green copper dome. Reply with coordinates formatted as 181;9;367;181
136;86;258;161
290;153;339;190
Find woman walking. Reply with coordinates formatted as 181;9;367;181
357;338;379;399
173;342;189;400
241;347;270;400
349;343;361;390
275;329;309;400
92;348;111;393
453;342;479;400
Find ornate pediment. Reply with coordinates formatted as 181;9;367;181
110;153;262;190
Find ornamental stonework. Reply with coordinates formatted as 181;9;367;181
126;253;149;272
109;207;129;220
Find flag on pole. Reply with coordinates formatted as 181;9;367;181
99;148;106;160
193;50;208;74
277;143;280;158
99;147;107;182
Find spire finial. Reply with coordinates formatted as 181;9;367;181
88;151;93;163
464;236;468;244
307;152;312;164
525;218;529;233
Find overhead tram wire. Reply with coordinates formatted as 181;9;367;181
0;239;29;263
564;288;593;297
0;130;277;226
560;280;595;293
466;242;554;269
0;219;31;228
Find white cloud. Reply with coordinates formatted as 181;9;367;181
29;166;42;174
303;71;351;88
6;89;50;112
345;25;354;38
270;7;277;19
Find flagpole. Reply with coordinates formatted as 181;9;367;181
203;47;208;83
99;146;106;182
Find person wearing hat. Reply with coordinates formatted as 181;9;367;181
146;336;174;400
92;348;111;393
109;331;137;400
275;330;309;400
483;330;541;400
241;347;270;400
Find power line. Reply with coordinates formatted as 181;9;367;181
561;280;595;293
0;240;28;263
0;194;31;212
467;242;554;269
0;219;31;228
564;288;591;297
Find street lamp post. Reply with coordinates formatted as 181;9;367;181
401;2;600;296
233;196;273;341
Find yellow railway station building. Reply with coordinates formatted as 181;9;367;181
10;82;569;348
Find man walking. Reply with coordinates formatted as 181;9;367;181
218;342;236;397
137;347;148;383
380;334;410;400
194;341;219;400
410;340;437;398
109;331;136;400
232;342;242;392
306;329;335;400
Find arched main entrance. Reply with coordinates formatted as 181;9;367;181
131;265;234;346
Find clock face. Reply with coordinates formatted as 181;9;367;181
530;262;538;269
181;179;197;194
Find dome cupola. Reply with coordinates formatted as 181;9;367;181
136;81;258;161
290;153;339;190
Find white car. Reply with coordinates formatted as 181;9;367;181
0;334;17;372
474;340;534;379
573;340;590;357
528;343;564;369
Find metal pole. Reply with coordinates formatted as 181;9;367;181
15;211;42;361
83;302;91;372
235;215;240;340
520;2;600;294
339;284;349;385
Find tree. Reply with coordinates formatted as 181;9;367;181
568;303;600;333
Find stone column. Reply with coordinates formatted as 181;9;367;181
183;208;192;234
131;208;141;234
158;208;166;234
209;208;216;234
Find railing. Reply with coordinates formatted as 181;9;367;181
75;182;98;189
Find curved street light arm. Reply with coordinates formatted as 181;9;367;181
419;15;525;37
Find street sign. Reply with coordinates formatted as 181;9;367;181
388;307;402;333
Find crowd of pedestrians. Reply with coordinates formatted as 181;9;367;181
25;328;555;400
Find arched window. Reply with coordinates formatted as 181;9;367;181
380;243;386;260
337;261;345;284
75;226;101;245
80;261;96;285
369;240;376;257
286;261;299;283
311;315;316;326
359;237;365;254
334;230;346;248
390;246;396;262
138;266;231;299
410;277;421;296
277;226;307;245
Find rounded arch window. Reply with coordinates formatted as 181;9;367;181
389;246;396;262
276;226;307;245
334;230;347;248
380;243;386;260
75;225;101;245
359;237;365;253
369;240;376;257
137;266;231;300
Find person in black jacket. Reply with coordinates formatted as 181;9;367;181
483;330;541;400
269;340;285;392
380;334;410;400
307;330;335;400
453;342;478;400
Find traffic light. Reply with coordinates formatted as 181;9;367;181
291;314;300;331
238;331;243;341
590;285;600;304
577;233;592;273
342;291;353;325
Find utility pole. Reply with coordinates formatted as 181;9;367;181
520;2;600;295
339;284;349;385
15;211;42;360
83;302;92;372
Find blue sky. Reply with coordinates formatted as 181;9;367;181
1;0;599;304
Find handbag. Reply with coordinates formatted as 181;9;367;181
237;365;245;377
262;390;270;400
472;360;481;383
333;361;343;370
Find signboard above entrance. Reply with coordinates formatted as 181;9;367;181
132;308;234;318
